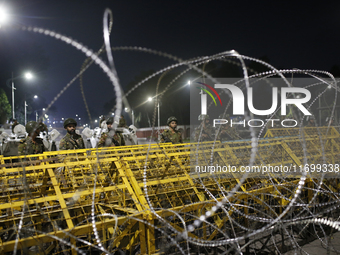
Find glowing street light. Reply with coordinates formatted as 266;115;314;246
25;94;40;125
187;80;191;85
6;71;34;119
148;97;152;102
0;6;9;25
25;72;33;80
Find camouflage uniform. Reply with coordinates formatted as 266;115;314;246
59;133;85;150
118;116;127;127
114;117;126;146
97;131;121;147
160;129;183;144
194;123;215;142
217;125;239;141
18;136;47;155
306;121;316;127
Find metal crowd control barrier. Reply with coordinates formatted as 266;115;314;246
0;127;339;254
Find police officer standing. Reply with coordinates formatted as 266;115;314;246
325;116;335;126
97;117;121;147
114;115;127;146
160;116;183;144
18;121;48;155
194;115;214;142
118;115;127;128
306;116;316;127
59;118;85;150
217;114;239;141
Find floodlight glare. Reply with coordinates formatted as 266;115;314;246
0;6;9;24
25;72;33;80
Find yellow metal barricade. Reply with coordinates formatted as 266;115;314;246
0;130;339;254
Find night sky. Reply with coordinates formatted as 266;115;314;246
1;0;339;127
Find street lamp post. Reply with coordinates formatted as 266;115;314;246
124;107;135;126
157;101;160;141
148;96;161;141
317;86;332;126
35;108;45;122
11;73;15;119
24;100;28;125
6;72;33;120
132;110;134;126
24;95;38;125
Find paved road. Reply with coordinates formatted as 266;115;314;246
284;231;340;255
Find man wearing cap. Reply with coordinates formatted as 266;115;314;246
59;118;85;150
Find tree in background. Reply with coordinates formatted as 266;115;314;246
0;89;11;124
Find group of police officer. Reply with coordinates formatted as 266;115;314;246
16;113;337;155
18;118;83;155
18;116;126;155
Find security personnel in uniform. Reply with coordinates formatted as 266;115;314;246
194;115;214;142
118;115;127;128
325;116;335;126
306;116;316;127
97;117;121;147
216;114;239;141
59;118;85;150
115;115;126;146
18;121;48;155
160;116;183;144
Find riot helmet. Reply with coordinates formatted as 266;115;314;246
26;121;39;134
106;117;114;124
167;116;178;126
198;114;210;121
63;118;77;128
